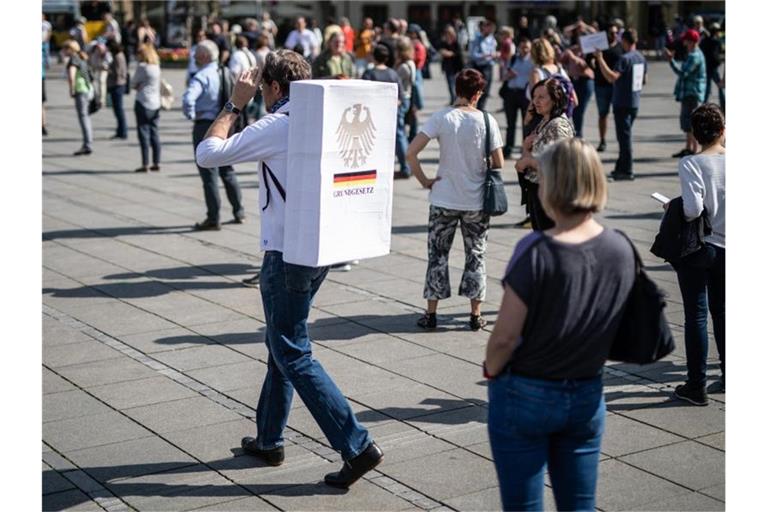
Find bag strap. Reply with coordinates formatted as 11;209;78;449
482;111;491;172
261;162;286;211
614;229;643;274
260;111;290;211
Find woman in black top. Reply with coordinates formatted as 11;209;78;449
485;138;635;511
438;25;464;105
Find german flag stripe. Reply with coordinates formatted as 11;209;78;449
334;174;377;184
333;170;377;181
334;178;377;188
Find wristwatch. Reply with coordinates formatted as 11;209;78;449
223;100;241;115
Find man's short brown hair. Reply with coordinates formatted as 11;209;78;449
262;49;312;96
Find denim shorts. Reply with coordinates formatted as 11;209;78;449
595;85;613;117
680;96;700;132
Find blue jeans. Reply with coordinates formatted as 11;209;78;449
108;85;127;137
473;63;493;111
488;373;605;512
445;70;457;104
396;98;411;175
674;244;726;387
192;120;243;223
408;70;424;142
255;251;371;460
613;107;638;176
572;78;594;138
135;101;160;166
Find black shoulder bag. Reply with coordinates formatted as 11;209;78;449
609;230;676;364
482;111;508;216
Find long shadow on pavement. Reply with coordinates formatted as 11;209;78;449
43;225;194;240
43;455;347;510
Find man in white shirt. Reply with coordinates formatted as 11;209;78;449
284;17;319;59
195;49;382;489
469;19;499;110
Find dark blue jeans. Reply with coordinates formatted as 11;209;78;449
674;244;726;387
572;77;594;138
255;251;371;460
488;373;605;512
192;120;243;223
134;101;160;166
613;107;638;176
473;63;493;111
445;70;457;105
396;98;411;175
109;85;127;137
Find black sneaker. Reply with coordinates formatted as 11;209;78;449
242;273;260;288
241;437;285;466
324;441;383;489
608;172;636;182
194;219;221;231
707;376;725;394
469;315;487;331
73;147;92;156
597;140;606;152
513;216;532;229
417;312;437;329
672;148;693;158
674;382;708;406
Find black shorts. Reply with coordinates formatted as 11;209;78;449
42;78;46;103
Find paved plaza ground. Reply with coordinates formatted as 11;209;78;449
42;59;724;511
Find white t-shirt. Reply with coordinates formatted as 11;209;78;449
228;48;256;77
420;107;503;211
679;153;725;248
284;29;320;58
196;102;290;252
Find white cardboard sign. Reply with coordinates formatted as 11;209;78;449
579;31;610;54
283;80;398;267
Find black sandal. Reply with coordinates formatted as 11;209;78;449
417;312;437;329
469;315;487;331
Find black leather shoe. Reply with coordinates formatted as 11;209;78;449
608;172;636;182
324;441;383;489
241;437;285;466
597;140;606;152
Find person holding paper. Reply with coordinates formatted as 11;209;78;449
594;28;646;181
195;50;383;489
669;103;726;405
665;29;707;158
589;23;623;152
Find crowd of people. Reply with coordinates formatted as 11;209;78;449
44;9;726;510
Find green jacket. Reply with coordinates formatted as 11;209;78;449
312;51;356;79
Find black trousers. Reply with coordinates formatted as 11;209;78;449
502;88;529;152
527;182;554;231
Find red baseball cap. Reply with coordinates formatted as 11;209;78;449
682;29;700;43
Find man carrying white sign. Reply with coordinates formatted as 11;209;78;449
196;50;383;489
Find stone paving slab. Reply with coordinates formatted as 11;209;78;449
619;440;725;491
42;58;725;510
63;436;198;484
123;396;244;434
88;375;199;410
43;411;153;453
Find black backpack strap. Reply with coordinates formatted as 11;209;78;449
482;111;491;172
261;162;286;211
